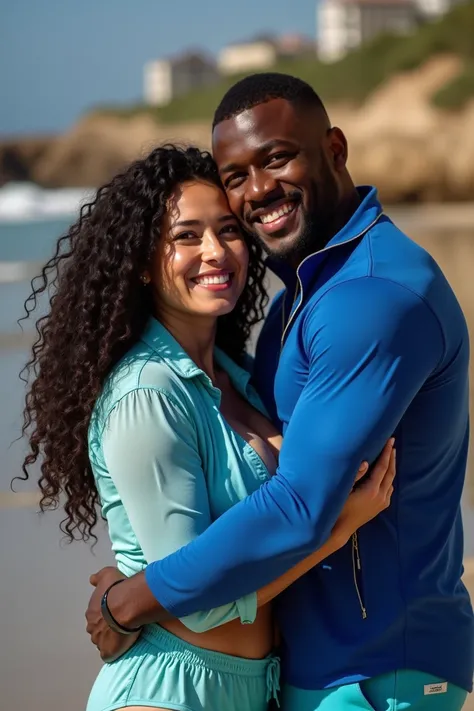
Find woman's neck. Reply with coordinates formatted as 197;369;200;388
156;307;218;382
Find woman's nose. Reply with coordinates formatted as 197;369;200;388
201;231;226;262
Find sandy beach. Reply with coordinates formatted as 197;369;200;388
1;207;473;708
464;561;474;709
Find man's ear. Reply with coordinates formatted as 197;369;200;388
328;127;348;172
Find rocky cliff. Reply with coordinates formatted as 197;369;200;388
2;56;473;203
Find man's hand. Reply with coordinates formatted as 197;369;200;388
85;566;140;662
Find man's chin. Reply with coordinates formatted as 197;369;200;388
254;229;305;261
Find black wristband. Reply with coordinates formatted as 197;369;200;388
100;579;143;636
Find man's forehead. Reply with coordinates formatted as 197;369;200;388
215;99;298;136
212;99;301;164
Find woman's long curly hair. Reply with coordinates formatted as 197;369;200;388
17;144;268;543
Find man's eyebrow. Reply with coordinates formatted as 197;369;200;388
219;139;297;174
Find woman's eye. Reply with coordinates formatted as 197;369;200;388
174;232;198;242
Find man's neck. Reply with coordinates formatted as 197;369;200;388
291;187;361;270
329;188;361;243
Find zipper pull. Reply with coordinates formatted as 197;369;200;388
352;532;361;570
351;532;367;619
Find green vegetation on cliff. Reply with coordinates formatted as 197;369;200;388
96;0;474;123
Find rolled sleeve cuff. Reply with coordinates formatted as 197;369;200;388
236;591;257;624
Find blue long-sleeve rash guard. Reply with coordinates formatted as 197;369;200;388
145;187;473;692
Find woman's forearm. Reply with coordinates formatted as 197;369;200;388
256;526;349;607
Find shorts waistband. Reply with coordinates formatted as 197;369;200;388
141;623;279;678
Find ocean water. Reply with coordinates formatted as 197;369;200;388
1;197;473;711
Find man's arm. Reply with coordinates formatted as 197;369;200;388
88;441;396;649
104;277;444;628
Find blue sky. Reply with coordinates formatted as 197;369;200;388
0;0;315;136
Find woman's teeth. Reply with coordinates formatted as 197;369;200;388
260;203;295;224
195;274;230;285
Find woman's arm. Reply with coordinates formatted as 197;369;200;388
100;387;257;633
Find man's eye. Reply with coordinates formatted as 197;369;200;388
267;152;292;166
225;174;246;188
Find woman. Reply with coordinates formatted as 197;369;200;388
19;145;395;711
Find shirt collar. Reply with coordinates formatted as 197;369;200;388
140;317;254;399
324;185;381;249
214;346;253;394
141;317;204;380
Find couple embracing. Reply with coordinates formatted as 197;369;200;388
21;73;473;710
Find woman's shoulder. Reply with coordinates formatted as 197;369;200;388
92;343;192;430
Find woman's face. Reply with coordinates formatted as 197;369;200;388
148;180;248;321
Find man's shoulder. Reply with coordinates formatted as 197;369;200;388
302;275;442;353
308;214;447;320
368;216;442;284
308;273;424;315
367;217;465;336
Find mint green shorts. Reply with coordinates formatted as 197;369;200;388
281;669;468;710
86;623;280;711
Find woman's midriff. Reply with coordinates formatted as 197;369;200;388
159;604;274;659
160;370;282;660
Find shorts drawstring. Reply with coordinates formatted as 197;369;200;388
266;656;281;706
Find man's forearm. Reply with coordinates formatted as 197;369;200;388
256;525;348;607
110;533;348;629
105;529;346;630
107;571;171;629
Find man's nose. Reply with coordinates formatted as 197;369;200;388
245;168;279;204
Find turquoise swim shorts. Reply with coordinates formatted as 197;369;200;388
86;623;280;711
281;669;468;710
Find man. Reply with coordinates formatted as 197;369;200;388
86;74;473;709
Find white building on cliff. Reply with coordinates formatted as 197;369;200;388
144;52;218;106
316;0;460;62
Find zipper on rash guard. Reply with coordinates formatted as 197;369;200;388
352;531;367;619
277;218;382;620
280;282;300;353
279;212;384;350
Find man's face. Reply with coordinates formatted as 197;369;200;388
213;98;347;262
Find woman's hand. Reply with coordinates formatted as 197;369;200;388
334;438;396;543
86;567;141;662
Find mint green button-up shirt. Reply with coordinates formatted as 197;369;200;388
88;317;271;632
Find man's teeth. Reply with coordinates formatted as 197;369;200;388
195;274;230;285
260;203;295;224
